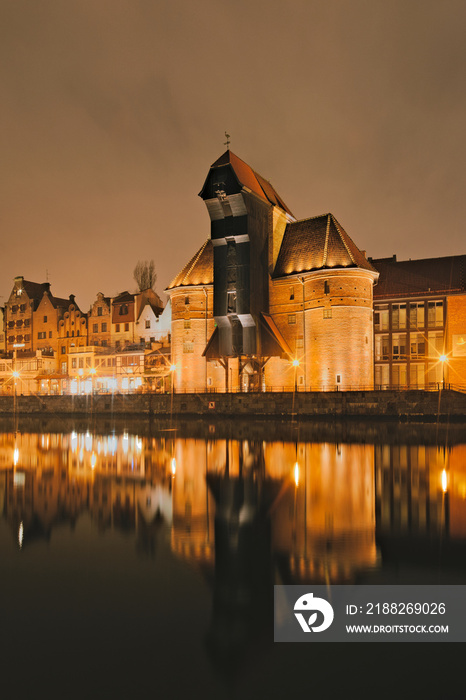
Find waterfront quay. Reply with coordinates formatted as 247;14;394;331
0;388;465;421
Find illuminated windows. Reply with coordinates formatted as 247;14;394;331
428;301;443;327
409;302;424;329
391;304;406;330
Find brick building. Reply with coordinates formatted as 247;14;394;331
88;292;111;348
371;255;466;389
4;277;50;355
167;150;378;392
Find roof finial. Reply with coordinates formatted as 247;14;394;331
224;131;231;149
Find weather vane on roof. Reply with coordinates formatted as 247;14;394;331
224;131;231;149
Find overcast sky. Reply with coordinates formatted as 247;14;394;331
1;0;465;309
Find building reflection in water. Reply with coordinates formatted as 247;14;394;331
1;431;465;559
0;430;465;667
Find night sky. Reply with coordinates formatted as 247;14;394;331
2;0;465;310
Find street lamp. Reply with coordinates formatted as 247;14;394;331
439;354;447;389
292;358;299;392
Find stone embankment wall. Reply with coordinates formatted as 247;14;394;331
0;390;465;421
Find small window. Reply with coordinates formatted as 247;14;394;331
93;324;98;333
288;314;296;325
336;374;341;384
323;309;332;319
290;287;294;300
227;291;236;313
49;331;52;338
184;320;191;329
20;304;26;313
44;315;47;323
145;320;151;329
324;281;330;295
183;341;194;353
119;304;128;315
102;340;107;347
185;296;190;305
97;307;103;316
71;358;77;369
101;323;107;332
116;324;120;333
79;358;84;369
125;323;129;332
61;346;66;354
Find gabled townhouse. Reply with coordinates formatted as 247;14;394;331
4;277;50;355
88;292;111;348
33;289;71;355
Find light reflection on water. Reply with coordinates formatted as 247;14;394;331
1;429;466;696
1;431;465;581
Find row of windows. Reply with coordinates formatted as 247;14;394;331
115;323;130;333
375;362;442;387
375;301;443;331
8;319;30;328
8;335;30;343
92;323;108;333
9;305;27;314
38;331;53;340
375;332;443;361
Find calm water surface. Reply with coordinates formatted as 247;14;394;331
1;420;465;698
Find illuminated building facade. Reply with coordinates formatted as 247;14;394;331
167;150;379;392
4;276;50;355
88;292;112;348
371;255;466;389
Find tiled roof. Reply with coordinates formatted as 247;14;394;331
50;296;72;310
166;240;213;290
21;280;50;300
273;213;376;278
113;291;135;304
371;255;466;298
203;150;294;217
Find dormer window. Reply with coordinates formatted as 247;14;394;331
119;304;128;315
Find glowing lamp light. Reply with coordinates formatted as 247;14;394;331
12;370;20;379
18;521;24;549
439;355;447;363
292;359;299;368
441;469;448;494
90;452;97;469
171;457;176;475
89;367;97;375
170;364;176;372
13;447;19;466
294;462;299;487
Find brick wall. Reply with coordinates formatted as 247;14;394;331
447;293;466;389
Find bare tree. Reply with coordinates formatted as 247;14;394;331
133;260;157;291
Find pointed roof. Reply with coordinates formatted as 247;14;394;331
273;213;376;278
166;240;213;290
21;279;50;299
113;291;135;304
199;150;294;217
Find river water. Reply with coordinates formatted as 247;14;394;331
1;417;465;698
